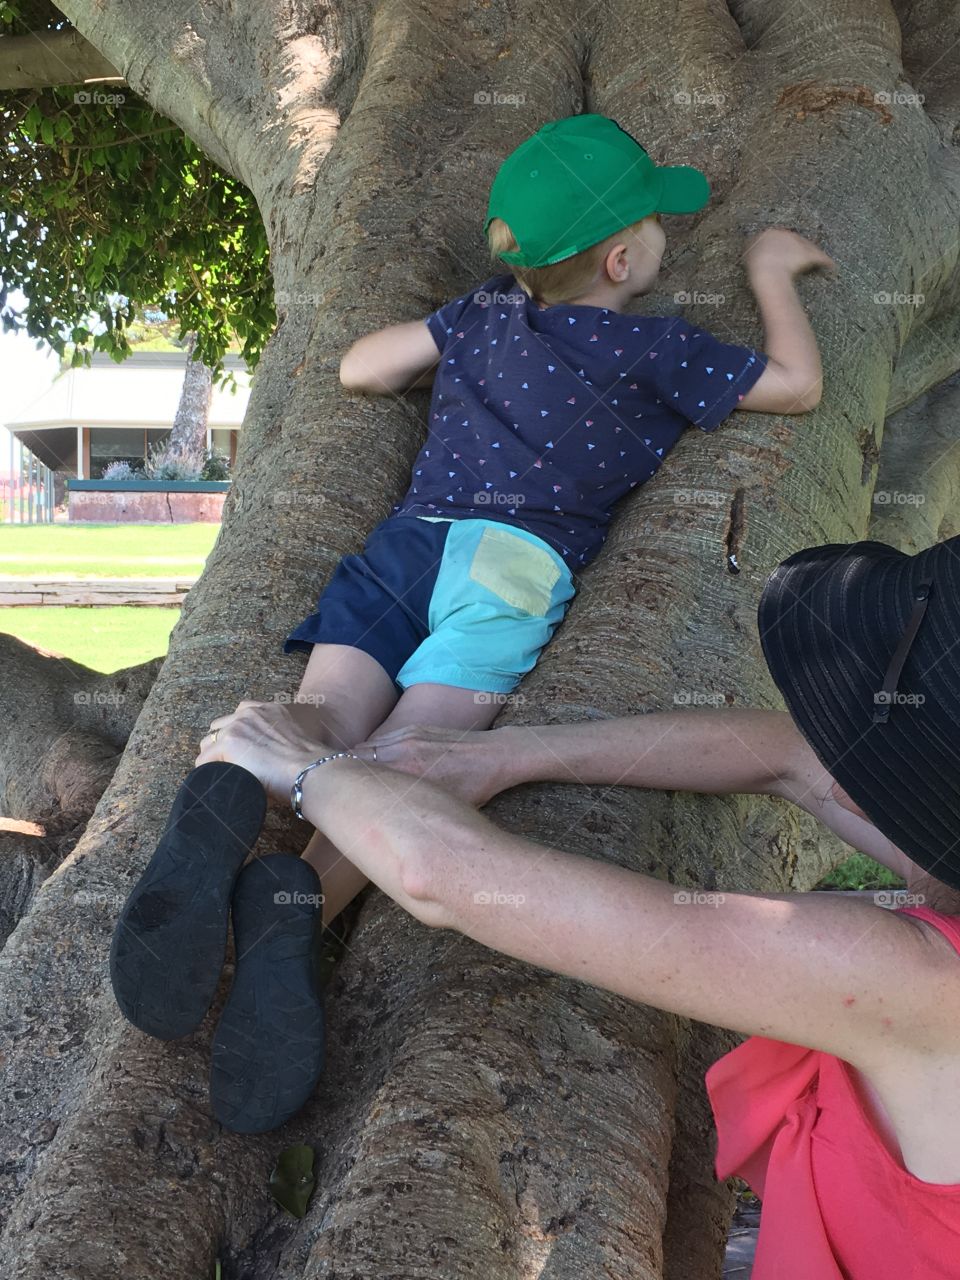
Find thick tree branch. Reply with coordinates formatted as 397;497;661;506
871;363;960;550
0;29;121;90
0;634;160;820
55;1;346;206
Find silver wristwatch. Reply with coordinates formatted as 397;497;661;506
290;752;359;820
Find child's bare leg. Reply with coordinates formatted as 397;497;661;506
287;644;399;925
300;682;503;923
295;643;399;749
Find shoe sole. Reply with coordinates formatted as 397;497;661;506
210;854;325;1134
110;761;267;1039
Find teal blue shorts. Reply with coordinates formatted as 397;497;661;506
284;514;575;694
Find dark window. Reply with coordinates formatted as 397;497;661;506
89;427;171;477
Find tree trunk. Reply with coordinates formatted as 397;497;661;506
167;333;214;462
2;2;960;1277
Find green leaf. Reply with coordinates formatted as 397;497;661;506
268;1145;316;1219
40;116;55;146
22;105;42;139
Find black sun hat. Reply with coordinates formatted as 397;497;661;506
757;536;960;890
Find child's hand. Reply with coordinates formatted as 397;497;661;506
745;227;836;279
195;699;334;803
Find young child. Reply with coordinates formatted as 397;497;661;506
112;112;834;1134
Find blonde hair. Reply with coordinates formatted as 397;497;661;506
486;216;649;306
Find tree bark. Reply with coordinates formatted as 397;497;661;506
167;333;214;461
0;634;162;941
0;29;121;90
2;2;960;1278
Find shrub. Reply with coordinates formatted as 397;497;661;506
101;459;139;480
143;440;205;481
200;450;231;481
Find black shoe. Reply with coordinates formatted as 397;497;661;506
110;761;267;1040
209;854;326;1134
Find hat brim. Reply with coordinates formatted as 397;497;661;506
758;539;960;890
655;165;711;215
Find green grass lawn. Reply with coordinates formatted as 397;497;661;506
0;522;219;577
3;605;180;672
0;523;213;670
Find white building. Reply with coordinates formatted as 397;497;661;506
5;350;250;479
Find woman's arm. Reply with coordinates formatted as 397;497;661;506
300;756;958;1072
492;709;801;793
356;711;916;880
357;710;798;801
195;702;951;1073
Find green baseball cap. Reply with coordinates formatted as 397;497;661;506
484;113;710;269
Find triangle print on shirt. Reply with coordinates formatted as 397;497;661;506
392;272;767;568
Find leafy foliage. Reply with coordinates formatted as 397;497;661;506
816;853;904;892
0;1;275;381
200;450;231;481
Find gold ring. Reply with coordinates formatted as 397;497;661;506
212;728;220;743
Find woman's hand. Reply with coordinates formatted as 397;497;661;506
352;724;515;807
195;698;334;803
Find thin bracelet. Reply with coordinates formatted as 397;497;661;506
290;752;359;821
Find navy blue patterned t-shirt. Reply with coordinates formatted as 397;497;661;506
391;273;767;569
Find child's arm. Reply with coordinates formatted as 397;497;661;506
737;227;836;415
340;319;440;394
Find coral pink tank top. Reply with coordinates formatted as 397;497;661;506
705;906;960;1279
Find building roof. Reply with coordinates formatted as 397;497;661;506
5;350;251;432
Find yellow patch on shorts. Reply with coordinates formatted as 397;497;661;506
468;525;561;616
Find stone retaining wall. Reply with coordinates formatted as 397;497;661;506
68;489;226;523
